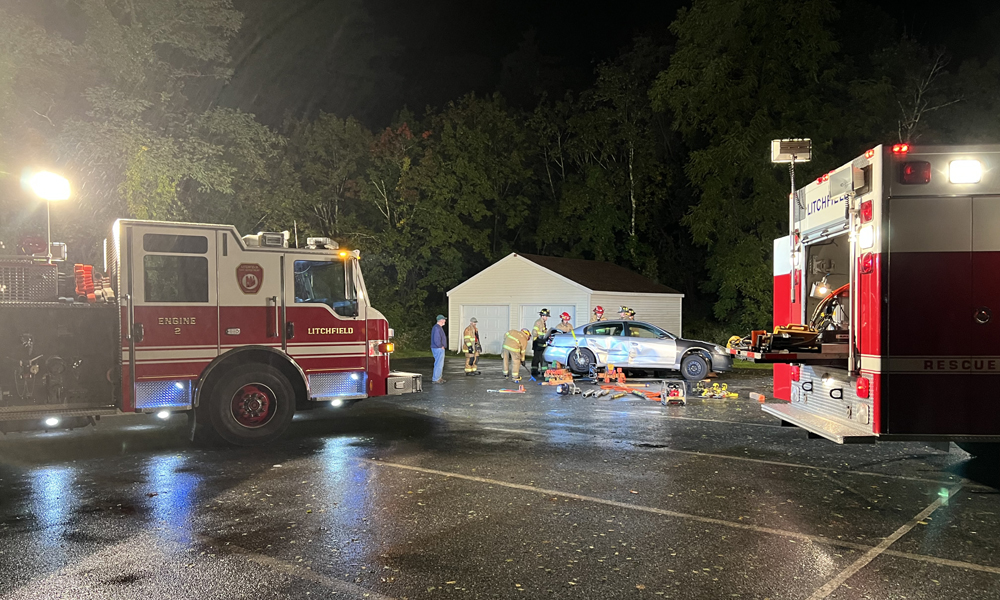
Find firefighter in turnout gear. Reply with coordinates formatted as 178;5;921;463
463;318;482;376
531;309;551;376
619;306;636;320
502;328;531;380
592;306;605;321
556;312;573;333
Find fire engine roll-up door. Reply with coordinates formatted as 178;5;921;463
886;195;1000;435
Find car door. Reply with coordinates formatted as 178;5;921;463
625;322;677;368
583;321;626;366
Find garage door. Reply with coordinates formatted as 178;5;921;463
520;304;576;356
460;305;509;355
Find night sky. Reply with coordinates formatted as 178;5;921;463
194;0;1000;128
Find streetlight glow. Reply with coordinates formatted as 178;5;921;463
29;171;71;201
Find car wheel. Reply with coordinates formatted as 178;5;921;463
568;348;597;375
680;354;709;381
208;363;296;446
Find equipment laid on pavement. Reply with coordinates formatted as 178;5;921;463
661;380;687;406
698;382;738;399
487;385;526;393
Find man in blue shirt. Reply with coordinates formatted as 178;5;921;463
431;314;447;384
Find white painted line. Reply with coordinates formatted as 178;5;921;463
805;483;965;600
479;426;971;488
366;460;1000;577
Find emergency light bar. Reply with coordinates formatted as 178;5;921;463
306;237;339;249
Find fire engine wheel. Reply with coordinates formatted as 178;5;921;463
568;348;596;375
209;364;295;446
680;354;709;381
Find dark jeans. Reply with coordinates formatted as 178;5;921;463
531;341;546;374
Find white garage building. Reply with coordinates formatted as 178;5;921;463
446;253;684;355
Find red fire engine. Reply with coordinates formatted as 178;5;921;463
733;143;1000;455
0;220;421;445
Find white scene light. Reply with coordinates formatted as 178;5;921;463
859;224;875;250
330;399;344;408
949;160;982;184
29;172;71;201
44;417;60;427
156;411;171;420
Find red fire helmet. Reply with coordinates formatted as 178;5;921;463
593;306;604;316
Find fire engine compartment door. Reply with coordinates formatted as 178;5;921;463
285;256;367;397
126;224;220;411
215;230;284;353
885;196;979;434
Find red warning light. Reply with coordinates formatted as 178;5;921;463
860;200;873;223
856;376;871;399
891;143;910;154
900;161;931;185
864;148;876;159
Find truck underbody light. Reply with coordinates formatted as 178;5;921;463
949;160;982;183
43;417;59;427
330;399;344;408
156;411;171;420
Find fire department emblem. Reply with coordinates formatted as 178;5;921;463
236;263;264;294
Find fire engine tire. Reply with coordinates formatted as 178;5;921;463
957;442;1000;461
208;363;295;446
680;354;709;381
568;348;596;375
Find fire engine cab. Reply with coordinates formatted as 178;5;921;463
0;219;422;445
733;144;1000;455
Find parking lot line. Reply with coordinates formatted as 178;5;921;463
364;458;1000;578
478;426;972;488
805;483;965;599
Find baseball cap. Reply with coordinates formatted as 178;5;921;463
436;314;446;320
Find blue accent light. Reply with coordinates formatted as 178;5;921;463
310;371;367;398
136;380;193;410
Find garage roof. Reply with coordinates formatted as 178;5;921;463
518;254;681;294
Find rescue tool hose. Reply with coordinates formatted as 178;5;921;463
809;283;850;330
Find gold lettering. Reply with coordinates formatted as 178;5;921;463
159;316;197;327
306;327;355;335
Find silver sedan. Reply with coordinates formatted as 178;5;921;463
542;320;733;380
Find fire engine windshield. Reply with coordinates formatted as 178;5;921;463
294;260;357;317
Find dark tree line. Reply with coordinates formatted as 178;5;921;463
2;0;999;346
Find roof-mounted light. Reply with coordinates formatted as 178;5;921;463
949;160;982;184
864;148;876;159
892;143;910;154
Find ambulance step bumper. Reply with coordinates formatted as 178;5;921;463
387;371;422;395
762;402;876;444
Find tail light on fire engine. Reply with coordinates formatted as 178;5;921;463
790;365;801;382
856;376;870;399
859;200;873;223
378;342;394;353
900;161;931;185
861;252;874;274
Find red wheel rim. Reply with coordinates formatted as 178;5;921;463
230;383;277;429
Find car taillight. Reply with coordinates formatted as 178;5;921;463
861;252;874;274
790;366;801;382
900;161;931;184
856;376;870;399
860;200;873;223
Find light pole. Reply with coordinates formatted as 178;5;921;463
28;171;71;263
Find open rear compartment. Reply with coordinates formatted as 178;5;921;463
0;259;119;431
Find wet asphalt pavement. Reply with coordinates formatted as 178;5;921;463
2;357;1000;599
